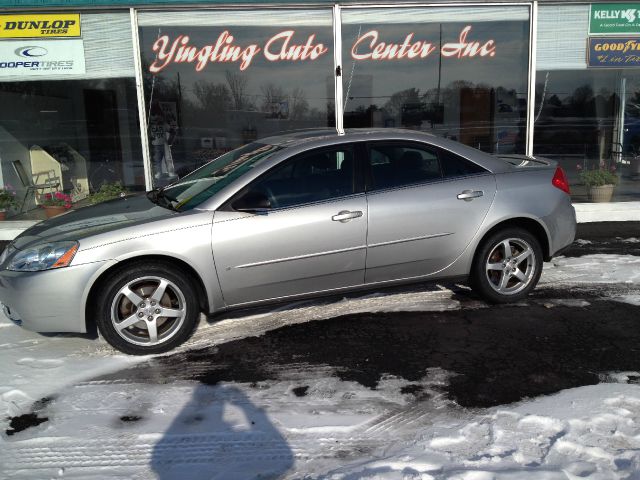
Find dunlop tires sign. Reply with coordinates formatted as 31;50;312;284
0;14;81;39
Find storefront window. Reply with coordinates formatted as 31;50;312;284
0;12;144;220
534;5;640;202
341;6;530;154
138;9;335;187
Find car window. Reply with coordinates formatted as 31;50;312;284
368;143;442;191
440;148;488;178
247;145;356;209
159;142;283;211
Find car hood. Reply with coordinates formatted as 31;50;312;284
12;194;178;250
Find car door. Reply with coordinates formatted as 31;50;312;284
365;141;496;284
212;144;367;306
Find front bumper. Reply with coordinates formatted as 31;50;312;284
0;260;109;333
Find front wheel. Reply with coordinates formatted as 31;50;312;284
470;228;543;303
95;262;200;355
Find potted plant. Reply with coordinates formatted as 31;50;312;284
0;187;17;220
579;167;619;203
40;191;73;218
89;181;127;204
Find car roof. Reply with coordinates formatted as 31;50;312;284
259;128;438;147
258;128;510;174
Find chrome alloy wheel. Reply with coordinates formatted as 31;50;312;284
110;276;187;347
485;238;536;295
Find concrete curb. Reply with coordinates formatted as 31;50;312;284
574;202;640;223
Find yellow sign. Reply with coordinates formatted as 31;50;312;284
0;14;81;39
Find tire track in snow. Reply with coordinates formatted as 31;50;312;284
1;435;387;471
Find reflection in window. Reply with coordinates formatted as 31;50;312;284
367;141;487;191
0;12;144;221
534;4;640;202
162;142;283;211
368;144;441;190
250;146;355;208
138;9;335;187
533;70;640;202
341;7;530;155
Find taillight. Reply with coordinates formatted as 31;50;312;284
552;167;570;194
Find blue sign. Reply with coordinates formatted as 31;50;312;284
588;36;640;68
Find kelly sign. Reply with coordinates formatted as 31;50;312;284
590;4;640;34
0;40;86;77
587;36;640;68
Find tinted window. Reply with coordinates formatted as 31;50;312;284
439;149;487;178
368;143;441;190
249;146;355;209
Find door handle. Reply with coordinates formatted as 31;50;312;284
457;190;484;201
332;210;363;223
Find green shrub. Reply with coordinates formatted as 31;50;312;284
579;168;618;187
89;182;128;204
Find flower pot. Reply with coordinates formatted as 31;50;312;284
587;184;615;203
42;205;68;218
0;210;5;221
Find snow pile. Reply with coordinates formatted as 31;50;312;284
326;384;640;479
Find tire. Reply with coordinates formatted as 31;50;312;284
95;261;200;355
470;227;543;304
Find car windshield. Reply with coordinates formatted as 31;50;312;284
153;142;283;211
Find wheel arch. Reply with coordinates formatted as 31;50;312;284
84;255;210;336
474;217;551;266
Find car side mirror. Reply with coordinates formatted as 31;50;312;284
232;190;272;213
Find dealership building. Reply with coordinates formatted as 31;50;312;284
0;0;639;230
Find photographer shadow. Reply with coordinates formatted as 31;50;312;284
151;383;294;479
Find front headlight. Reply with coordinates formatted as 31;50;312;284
7;241;79;272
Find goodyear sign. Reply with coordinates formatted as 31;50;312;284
587;37;640;68
0;14;81;39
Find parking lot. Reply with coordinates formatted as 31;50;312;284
1;222;640;479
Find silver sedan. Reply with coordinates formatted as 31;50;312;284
0;129;576;354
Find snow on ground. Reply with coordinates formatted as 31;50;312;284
326;383;640;479
3;371;640;479
540;254;640;285
1;252;640;478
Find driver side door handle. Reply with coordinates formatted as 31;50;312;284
457;190;484;201
332;210;363;223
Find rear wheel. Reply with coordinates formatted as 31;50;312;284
470;228;543;303
95;262;200;355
